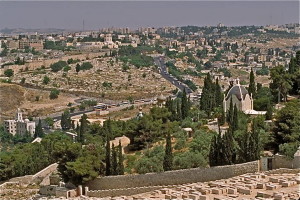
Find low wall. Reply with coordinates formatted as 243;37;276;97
7;163;58;185
85;161;259;191
87;185;172;198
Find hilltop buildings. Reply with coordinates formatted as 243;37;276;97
4;108;35;136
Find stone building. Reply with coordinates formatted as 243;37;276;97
223;79;253;113
4;108;35;136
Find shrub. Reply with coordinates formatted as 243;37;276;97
4;69;14;77
49;89;60;99
50;61;68;72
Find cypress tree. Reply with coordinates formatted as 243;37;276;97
105;132;111;176
226;98;234;124
248;68;256;97
117;140;124;175
111;144;118;175
78;114;88;143
163;132;173;171
209;135;217;167
176;100;182;121
61;110;71;130
265;103;273;120
181;89;189;119
215;78;223;107
222;129;234;165
288;55;295;74
232;105;238;132
34;118;44;138
200;73;214;116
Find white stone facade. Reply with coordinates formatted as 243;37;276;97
4;109;35;136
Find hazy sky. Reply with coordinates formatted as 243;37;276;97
0;1;299;30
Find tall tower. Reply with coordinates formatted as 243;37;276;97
16;108;23;122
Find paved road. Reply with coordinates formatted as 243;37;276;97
154;56;193;94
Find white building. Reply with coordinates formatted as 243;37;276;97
4;108;35;136
223;79;253;113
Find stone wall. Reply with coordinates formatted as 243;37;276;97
87;185;173;198
7;163;58;185
272;154;293;169
85;161;259;191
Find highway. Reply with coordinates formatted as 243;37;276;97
154;56;193;94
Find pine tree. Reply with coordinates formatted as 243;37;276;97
181;89;189;119
248;68;256;97
34;118;44;138
105;132;111;176
117;140;124;175
111;144;118;175
163;132;173;171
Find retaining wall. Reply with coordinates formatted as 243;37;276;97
85;161;259;191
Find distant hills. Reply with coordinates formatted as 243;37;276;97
0;28;72;34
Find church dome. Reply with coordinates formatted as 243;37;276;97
225;79;249;101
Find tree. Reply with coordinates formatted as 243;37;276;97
43;76;50;85
265;103;273;120
117;140;124;175
34;118;44;138
181;89;189;120
231;105;238;132
76;63;81;73
49;89;60;99
45;117;54;128
111;144;118;175
248;68;256;97
215;78;223;107
163;131;173;171
78;114;88;143
269;66;292;102
50;61;68;72
226;98;234;124
61;110;71;130
105;132;111;176
4;69;13;77
272;99;300;155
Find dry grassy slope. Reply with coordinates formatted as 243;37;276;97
0;83;77;120
0;83;25;114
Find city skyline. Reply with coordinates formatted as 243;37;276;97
0;1;299;30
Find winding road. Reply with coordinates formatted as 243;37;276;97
154;56;193;94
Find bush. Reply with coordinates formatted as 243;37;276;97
49;89;60;99
43;76;50;85
4;69;13;77
50;61;68;72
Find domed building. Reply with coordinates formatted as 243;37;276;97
223;79;253;113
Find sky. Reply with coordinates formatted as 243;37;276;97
0;1;299;30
